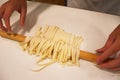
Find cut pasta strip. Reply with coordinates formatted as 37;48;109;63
33;61;55;72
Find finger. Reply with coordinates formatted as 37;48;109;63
98;58;120;69
0;5;7;31
96;36;115;53
110;67;120;71
0;20;7;31
96;38;120;64
20;6;27;26
3;16;11;32
0;6;4;18
96;47;107;53
3;8;14;32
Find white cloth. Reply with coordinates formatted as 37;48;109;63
67;0;120;16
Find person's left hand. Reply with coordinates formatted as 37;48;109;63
96;24;120;71
0;0;27;32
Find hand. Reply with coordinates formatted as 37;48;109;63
96;24;120;71
0;0;27;32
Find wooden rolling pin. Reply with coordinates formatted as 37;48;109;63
0;30;98;63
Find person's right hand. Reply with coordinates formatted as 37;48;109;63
96;24;120;71
0;0;27;32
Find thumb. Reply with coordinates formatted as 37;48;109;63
96;38;120;64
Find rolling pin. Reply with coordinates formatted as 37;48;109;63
0;30;98;63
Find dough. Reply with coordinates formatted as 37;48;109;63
19;25;83;71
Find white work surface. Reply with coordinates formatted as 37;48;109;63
0;1;120;80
